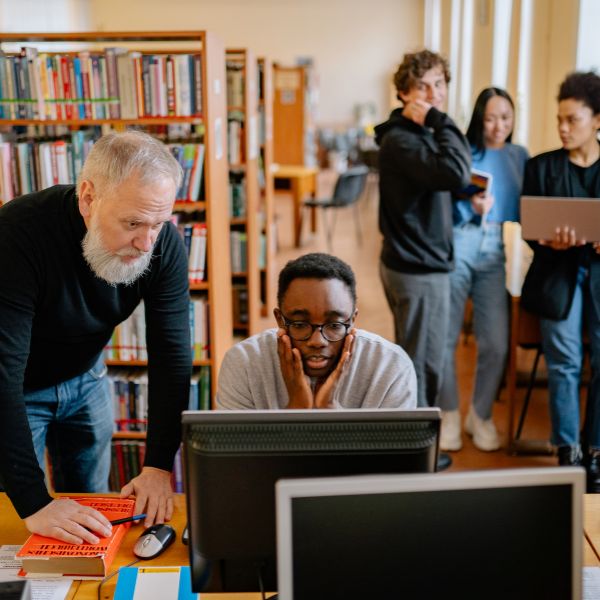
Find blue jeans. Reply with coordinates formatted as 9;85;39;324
439;223;509;419
540;264;600;448
23;357;113;492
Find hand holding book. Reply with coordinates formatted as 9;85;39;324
23;497;113;545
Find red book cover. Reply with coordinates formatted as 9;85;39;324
59;56;73;120
17;497;135;577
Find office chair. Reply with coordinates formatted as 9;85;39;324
304;165;369;251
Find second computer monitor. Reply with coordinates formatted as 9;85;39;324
276;467;585;600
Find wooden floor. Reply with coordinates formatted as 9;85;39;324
265;169;558;472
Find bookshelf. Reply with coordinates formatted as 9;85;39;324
0;32;232;426
272;63;317;167
257;57;276;317
226;48;261;336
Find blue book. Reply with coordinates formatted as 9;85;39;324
72;57;86;119
114;566;197;599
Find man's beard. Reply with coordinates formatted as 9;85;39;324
82;217;153;286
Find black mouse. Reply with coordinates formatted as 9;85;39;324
133;524;176;559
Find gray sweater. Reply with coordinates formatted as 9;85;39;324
216;328;417;410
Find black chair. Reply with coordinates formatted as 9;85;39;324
304;165;369;251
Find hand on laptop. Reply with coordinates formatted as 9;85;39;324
539;226;587;250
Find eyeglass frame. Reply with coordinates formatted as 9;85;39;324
278;312;354;342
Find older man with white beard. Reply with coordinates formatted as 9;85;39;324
0;131;191;544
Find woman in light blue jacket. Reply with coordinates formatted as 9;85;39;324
439;87;528;452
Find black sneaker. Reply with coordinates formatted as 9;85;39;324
586;450;600;493
436;451;452;471
557;445;583;466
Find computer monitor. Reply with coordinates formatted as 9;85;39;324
276;467;585;600
182;408;440;593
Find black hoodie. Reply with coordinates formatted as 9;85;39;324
375;106;471;274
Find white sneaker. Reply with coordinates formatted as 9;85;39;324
440;410;462;451
465;407;500;451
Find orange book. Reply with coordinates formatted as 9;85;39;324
17;497;135;577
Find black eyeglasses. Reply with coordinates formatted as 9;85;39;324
280;313;352;342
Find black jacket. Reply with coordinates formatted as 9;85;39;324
375;107;471;273
520;149;600;320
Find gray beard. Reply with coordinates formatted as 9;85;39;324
81;227;153;286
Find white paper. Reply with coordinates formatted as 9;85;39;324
0;546;71;600
132;567;183;600
584;566;600;599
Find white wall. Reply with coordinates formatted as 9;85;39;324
577;0;600;71
84;0;424;127
0;0;89;32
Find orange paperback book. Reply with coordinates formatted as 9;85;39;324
17;497;136;577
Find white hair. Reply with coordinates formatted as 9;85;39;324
77;130;183;197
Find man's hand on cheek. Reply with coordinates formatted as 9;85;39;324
314;330;355;409
277;329;313;409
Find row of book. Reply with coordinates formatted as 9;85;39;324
0;134;206;203
109;366;211;434
0;130;95;201
175;221;208;284
230;230;248;273
226;62;244;107
108;443;187;494
104;298;209;362
232;283;249;326
229;171;246;217
0;47;203;121
228;115;244;165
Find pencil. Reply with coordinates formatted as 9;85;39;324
110;513;147;526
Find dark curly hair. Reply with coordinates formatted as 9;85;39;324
277;253;357;306
393;49;451;100
557;71;600;115
466;87;515;158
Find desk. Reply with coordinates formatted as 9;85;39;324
272;165;319;247
0;494;262;600
2;493;599;597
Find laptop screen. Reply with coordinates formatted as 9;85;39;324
276;468;585;600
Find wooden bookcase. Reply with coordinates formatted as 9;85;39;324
225;48;261;336
0;32;232;437
257;56;276;317
272;63;317;167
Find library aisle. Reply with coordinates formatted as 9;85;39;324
267;169;559;472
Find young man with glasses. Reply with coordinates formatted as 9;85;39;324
216;253;417;410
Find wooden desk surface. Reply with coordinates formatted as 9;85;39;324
272;164;319;178
0;494;262;600
2;492;599;598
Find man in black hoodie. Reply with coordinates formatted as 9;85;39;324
375;50;470;418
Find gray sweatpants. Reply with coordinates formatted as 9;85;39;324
380;262;450;408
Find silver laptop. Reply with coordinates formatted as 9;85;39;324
521;195;600;241
276;467;585;600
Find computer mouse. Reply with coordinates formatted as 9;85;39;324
133;524;176;559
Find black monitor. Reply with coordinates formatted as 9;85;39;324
276;468;585;600
182;408;440;593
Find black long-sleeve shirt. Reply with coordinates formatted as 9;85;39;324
375;107;471;273
0;185;191;518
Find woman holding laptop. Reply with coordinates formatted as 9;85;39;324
439;88;528;453
520;72;600;490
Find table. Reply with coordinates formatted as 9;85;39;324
0;494;262;600
2;492;599;598
272;164;319;247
